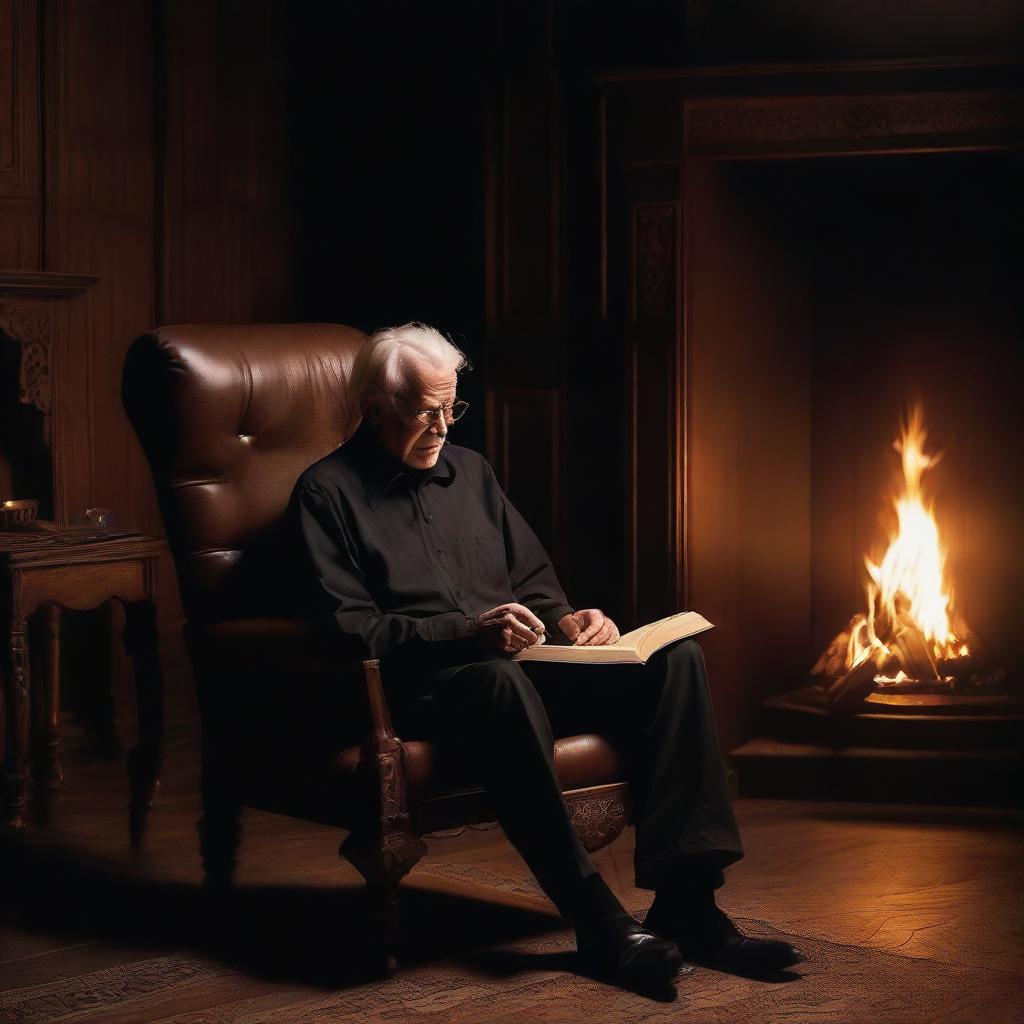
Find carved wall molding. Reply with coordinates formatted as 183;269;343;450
0;301;51;421
685;90;1022;155
633;203;677;321
0;271;98;298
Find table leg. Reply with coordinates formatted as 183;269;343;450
42;603;63;791
122;598;164;847
3;617;30;830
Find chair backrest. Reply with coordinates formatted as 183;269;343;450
123;323;366;623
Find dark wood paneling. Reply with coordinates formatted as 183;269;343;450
159;0;289;324
53;0;156;534
0;0;294;698
0;0;41;268
626;195;682;627
496;388;563;566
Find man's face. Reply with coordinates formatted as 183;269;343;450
369;361;458;469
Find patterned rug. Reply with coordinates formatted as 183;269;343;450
4;857;1021;1024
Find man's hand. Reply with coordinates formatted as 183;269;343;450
475;603;546;654
558;609;620;647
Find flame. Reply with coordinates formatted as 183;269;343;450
844;407;969;675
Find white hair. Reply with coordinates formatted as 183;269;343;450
350;321;470;408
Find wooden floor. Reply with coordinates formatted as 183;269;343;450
2;698;1023;1023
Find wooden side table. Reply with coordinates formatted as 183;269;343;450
0;526;166;844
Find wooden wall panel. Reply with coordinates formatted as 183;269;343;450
0;0;41;268
626;194;682;627
52;0;157;535
684;159;813;754
495;388;563;566
485;9;573;592
160;0;289;324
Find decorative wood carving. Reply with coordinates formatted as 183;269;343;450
0;301;51;420
685;90;1023;155
339;659;427;888
565;783;630;852
633;203;677;321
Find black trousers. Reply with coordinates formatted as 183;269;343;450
389;639;745;918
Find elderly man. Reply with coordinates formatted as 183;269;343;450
294;322;802;988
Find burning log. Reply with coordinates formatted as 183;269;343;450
891;612;941;681
811;625;853;680
826;656;880;714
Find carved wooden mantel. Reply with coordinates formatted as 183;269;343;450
0;270;98;523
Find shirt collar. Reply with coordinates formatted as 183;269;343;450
345;418;456;509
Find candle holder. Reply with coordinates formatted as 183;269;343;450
0;498;41;530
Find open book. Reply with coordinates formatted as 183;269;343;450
513;610;714;665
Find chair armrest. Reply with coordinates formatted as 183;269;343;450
339;659;427;886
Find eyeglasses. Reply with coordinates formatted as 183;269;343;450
391;395;470;426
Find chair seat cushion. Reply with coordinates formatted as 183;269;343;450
333;733;625;805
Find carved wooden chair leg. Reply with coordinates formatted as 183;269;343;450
338;658;427;974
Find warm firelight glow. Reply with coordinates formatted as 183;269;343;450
842;407;969;679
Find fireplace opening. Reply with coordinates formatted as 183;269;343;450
686;149;1023;804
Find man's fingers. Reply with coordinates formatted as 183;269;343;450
501;627;531;653
480;603;545;632
576;614;602;645
509;603;545;632
560;614;581;641
501;612;537;643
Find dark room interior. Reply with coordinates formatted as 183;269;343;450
1;2;1022;1021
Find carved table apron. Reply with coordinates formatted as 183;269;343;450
0;532;166;843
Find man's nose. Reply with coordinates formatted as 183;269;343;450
432;415;449;437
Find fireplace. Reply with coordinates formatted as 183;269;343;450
698;142;1023;806
598;64;1024;804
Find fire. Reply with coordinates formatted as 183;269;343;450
818;406;971;684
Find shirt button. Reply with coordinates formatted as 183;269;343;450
424;513;433;522
437;548;446;559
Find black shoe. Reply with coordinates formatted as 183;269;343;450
645;903;806;975
576;911;692;987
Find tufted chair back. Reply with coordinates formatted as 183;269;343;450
123;323;367;624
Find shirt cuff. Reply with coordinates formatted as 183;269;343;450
414;611;477;643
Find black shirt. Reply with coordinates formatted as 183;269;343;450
293;419;574;666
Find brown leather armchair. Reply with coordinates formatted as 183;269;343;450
123;323;631;968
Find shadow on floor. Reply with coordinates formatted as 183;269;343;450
0;833;569;990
